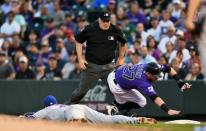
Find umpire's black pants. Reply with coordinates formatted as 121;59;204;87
70;61;114;104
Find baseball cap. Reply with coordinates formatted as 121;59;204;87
176;30;184;37
189;45;196;51
36;62;45;68
99;11;110;21
173;0;181;4
19;56;28;63
48;54;56;60
44;95;58;107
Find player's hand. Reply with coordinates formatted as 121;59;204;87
177;79;192;92
116;57;125;66
185;20;195;31
78;58;88;70
168;109;181;116
180;82;192;92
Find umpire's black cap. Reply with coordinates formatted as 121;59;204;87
146;62;161;77
99;11;110;21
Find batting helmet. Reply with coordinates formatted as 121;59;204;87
145;62;161;77
44;95;58;107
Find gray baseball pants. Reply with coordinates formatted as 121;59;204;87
70;61;114;104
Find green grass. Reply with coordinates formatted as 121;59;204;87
113;122;206;131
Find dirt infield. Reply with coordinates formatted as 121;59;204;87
0;115;153;131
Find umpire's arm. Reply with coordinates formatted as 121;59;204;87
76;42;88;70
75;26;88;70
116;43;126;66
116;29;127;66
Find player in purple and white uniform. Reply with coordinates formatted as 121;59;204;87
107;62;191;116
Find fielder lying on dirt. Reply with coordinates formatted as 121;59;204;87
21;95;156;124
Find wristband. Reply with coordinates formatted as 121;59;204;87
173;74;185;89
160;104;169;112
173;74;180;81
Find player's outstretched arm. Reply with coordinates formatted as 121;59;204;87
163;65;191;91
170;67;191;91
153;96;181;116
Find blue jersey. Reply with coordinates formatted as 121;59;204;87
115;64;166;96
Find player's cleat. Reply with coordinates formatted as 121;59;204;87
130;113;139;117
137;117;157;124
106;105;119;115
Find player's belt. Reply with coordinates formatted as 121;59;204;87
113;79;117;85
113;78;127;89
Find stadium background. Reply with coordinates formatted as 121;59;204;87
0;0;206;125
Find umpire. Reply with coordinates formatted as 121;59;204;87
69;11;127;104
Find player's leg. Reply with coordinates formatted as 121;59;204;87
107;71;146;114
81;105;156;124
100;63;115;85
112;89;147;115
70;62;101;104
64;105;87;122
64;104;156;124
79;104;139;124
113;100;143;111
106;100;143;116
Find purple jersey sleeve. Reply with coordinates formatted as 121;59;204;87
142;85;156;96
160;64;167;73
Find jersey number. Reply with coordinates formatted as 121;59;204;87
122;66;135;80
122;65;143;80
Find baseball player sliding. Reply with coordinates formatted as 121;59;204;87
21;95;156;124
106;62;191;116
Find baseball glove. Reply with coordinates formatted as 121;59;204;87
138;117;157;124
68;118;88;123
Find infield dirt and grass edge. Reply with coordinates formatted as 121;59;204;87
0;115;205;131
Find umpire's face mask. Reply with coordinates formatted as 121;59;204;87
99;19;110;30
